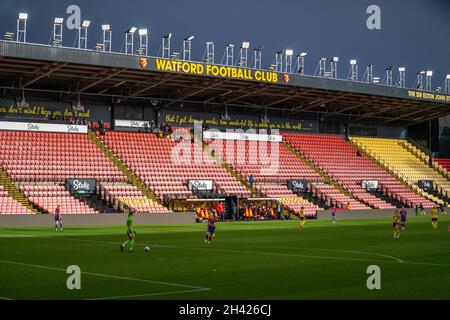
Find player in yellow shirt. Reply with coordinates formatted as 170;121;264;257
431;207;439;229
392;209;401;239
299;207;306;229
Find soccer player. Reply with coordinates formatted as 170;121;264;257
54;205;63;231
331;204;337;224
204;212;216;244
299;207;306;229
121;211;136;252
431;207;439;229
400;207;407;230
392;209;401;239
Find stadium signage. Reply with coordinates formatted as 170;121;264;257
407;90;450;103
0;121;88;134
362;180;379;191
65;179;97;195
418;180;433;192
203;130;282;142
287;180;308;193
188;180;213;191
115;119;150;128
155;58;278;83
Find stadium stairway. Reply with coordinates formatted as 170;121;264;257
87;130;164;207
282;141;369;208
0;166;38;213
202;142;264;198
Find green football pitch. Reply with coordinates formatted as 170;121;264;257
0;216;449;300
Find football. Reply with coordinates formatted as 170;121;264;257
144;246;150;252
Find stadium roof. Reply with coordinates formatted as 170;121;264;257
1;41;450;125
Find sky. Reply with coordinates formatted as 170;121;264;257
0;0;449;89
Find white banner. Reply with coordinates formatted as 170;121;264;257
203;130;282;142
0;121;87;134
188;180;213;191
115;119;150;128
362;180;379;191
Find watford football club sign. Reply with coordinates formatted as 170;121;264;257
139;57;148;69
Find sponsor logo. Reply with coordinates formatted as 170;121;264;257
27;123;40;131
67;125;79;132
139;57;148;69
72;179;90;190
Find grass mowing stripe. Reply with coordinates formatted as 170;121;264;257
88;288;211;300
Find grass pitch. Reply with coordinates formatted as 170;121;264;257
0;216;449;300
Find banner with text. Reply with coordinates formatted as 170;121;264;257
0;121;88;134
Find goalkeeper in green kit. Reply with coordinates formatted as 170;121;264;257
121;210;136;253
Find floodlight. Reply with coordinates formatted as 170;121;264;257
242;41;250;49
227;43;234;47
54;17;64;24
138;28;147;35
420;71;426;75
373;77;380;83
332;57;339;62
285;49;294;56
18;13;28;20
399;67;406;72
426;71;433;77
299;52;307;57
446;74;450;79
128;27;137;34
386;65;394;70
350;59;357;65
186;35;194;41
101;24;111;31
81;20;91;28
164;33;172;39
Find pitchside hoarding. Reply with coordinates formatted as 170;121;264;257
0;121;88;133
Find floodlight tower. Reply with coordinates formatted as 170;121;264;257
77;20;90;49
295;52;307;75
253;46;262;69
205;42;214;64
385;66;393;86
125;27;137;54
239;41;250;67
137;28;148;56
162;33;172;58
101;24;112;52
275;51;283;72
425;71;433;92
17;12;28;42
363;64;373;83
330;57;339;79
183;36;194;61
444;75;450;94
284;49;293;73
52;17;64;47
316;57;327;77
225;44;234;66
398;67;406;88
348;59;358;81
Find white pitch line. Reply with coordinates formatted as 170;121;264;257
88;288;211;300
0;259;209;291
0;296;13;300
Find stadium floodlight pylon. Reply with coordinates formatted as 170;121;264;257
294;52;307;75
162;33;172;58
77;20;90;50
237;41;250;68
425;71;433;92
330;57;339;79
253;46;262;69
363;64;374;83
101;24;112;52
397;67;406;88
224;44;234;66
284;49;294;74
182;36;194;61
137;28;148;56
52;18;64;47
348;59;358;82
275;51;283;72
384;66;393;86
444;75;450;94
415;71;426;90
125;27;137;54
315;57;327;77
17;12;28;43
203;42;214;64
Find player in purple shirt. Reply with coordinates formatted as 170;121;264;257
400;207;407;230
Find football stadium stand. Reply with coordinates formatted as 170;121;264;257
283;133;434;208
350;137;449;205
434;158;450;174
0;185;34;214
98;131;251;202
